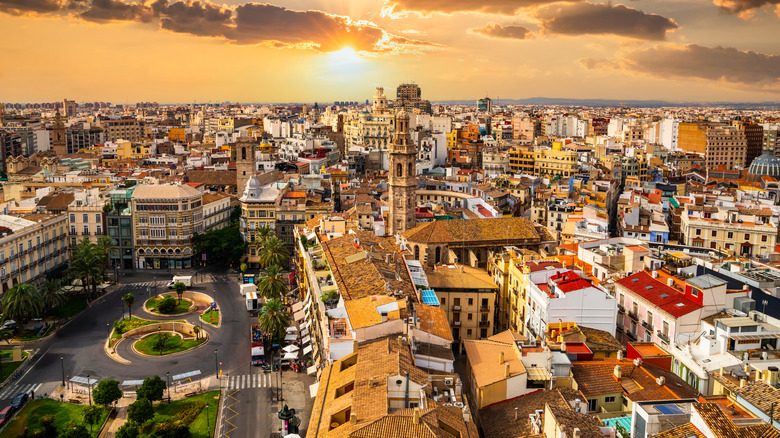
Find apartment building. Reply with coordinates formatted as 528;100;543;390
101;118;145;142
533;143;578;178
343;111;393;150
677;121;763;170
426;264;497;352
107;187;135;270
67;189;107;246
0;213;69;292
131;184;204;270
680;205;776;257
275;190;331;248
239;175;281;266
202;192;234;231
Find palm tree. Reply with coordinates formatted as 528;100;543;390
256;225;273;245
256;265;288;301
259;236;290;269
68;239;105;299
257;298;290;343
1;284;43;333
41;278;65;312
193;325;201;340
122;293;135;320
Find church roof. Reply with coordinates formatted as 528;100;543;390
402;217;540;245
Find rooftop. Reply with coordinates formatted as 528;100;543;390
131;183;202;200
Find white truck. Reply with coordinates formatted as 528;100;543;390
240;284;256;296
167;275;193;288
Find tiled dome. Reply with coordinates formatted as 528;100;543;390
748;150;780;178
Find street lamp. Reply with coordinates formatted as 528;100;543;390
214;349;219;377
166;372;171;403
60;355;65;387
206;403;211;438
87;374;92;405
114;265;119;283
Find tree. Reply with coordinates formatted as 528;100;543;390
151;421;191;438
1;284;43;332
41;279;65;312
259;236;290;269
39;415;57;438
192;326;201;340
83;405;103;433
193;224;246;268
240;263;247;275
256;265;287;301
257;298;290;342
68;239;106;299
172;282;186;304
127;398;154;425
155;333;171;355
92;379;122;406
157;296;176;314
0;328;13;344
123;293;135;319
115;422;140;438
137;375;166;402
256;224;273;245
60;423;90;438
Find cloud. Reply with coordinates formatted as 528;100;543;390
583;44;780;88
534;2;678;40
384;0;568;15
471;23;531;40
0;0;62;15
0;0;434;53
712;0;780;17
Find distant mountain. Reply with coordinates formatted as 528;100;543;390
434;97;780;109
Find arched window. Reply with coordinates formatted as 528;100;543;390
397;163;402;177
408;162;413;177
241;147;247;160
414;245;420;260
435;247;441;263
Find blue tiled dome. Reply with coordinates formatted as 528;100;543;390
748;150;780;178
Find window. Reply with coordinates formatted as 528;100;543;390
140;229;148;237
711;230;717;237
140;216;148;225
82;214;88;223
587;399;597;412
95;214;101;223
762;235;768;242
83;225;89;234
467;313;473;321
169;229;177;236
169;217;177;225
467;329;472;336
440;298;446;306
745;233;750;241
454;298;461;306
468;298;474;306
604;396;616;404
480;329;487;338
727;232;734;239
695;229;701;236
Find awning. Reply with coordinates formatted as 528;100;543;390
283;344;300;353
70;376;98;386
294;311;305;322
301;335;311;345
284;333;297;342
307;365;317;375
305;292;312;305
283;352;299;360
292;302;303;313
304;301;312;313
527;367;552;381
303;345;312;355
286;326;298;333
729;333;780;341
300;328;310;337
251;346;264;356
309;382;319;398
301;320;311;330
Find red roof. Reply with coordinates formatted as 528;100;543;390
617;271;702;318
476;205;493;218
550;270;593;293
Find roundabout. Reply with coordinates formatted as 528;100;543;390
144;294;195;315
133;331;208;356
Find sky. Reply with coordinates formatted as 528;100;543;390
1;0;779;104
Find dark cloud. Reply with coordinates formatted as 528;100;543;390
584;44;780;87
157;0;233;38
534;2;678;40
0;0;62;15
384;0;568;15
713;0;780;16
471;23;530;40
77;0;154;22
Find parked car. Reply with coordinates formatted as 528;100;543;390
0;406;13;426
9;393;28;411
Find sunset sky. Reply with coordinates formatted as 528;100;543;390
1;0;779;103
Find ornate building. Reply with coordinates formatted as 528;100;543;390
387;109;417;236
51;111;67;156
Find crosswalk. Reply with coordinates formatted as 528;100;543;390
115;275;228;293
224;373;276;390
0;382;43;400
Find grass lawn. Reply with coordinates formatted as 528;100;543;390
15;324;55;341
0;350;29;383
135;333;206;356
145;295;192;315
200;309;220;326
137;391;220;438
0;399;110;438
52;296;89;319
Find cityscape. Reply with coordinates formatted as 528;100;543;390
2;0;780;438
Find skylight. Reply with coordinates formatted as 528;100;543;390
675;303;685;307
659;294;668;298
632;278;639;282
645;285;654;290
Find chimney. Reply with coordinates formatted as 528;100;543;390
617;350;624;360
505;363;511;378
398;335;404;346
413;407;420;425
557;335;564;343
656;376;665;386
744;363;751;374
667;278;674;287
573;428;581;438
740;378;746;388
614;365;622;380
719;366;724;376
652;271;658;279
499;351;505;364
350;413;358;425
561;341;567;352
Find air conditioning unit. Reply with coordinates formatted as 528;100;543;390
444;377;454;386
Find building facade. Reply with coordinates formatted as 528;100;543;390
0;213;69;293
386;110;417;236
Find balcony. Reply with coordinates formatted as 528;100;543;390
83;231;91;235
69;231;78;236
615;324;624;333
453;321;462;326
10;270;18;276
511;304;518;312
617;303;625;313
657;331;670;343
479;320;490;328
480;306;490;313
625;330;637;341
9;253;18;260
642;320;654;331
20;249;27;256
627;311;639;322
452;306;461;312
0;274;7;280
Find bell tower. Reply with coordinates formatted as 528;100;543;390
51;111;67;156
232;136;256;196
387;109;417;236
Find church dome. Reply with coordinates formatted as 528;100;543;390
748;150;780;179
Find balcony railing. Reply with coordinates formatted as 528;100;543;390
642;320;654;331
628;311;639;322
479;320;490;328
657;331;670;343
625;330;637;341
480;306;490;312
453;321;462;326
69;231;78;235
83;231;91;235
452;306;461;312
617;303;625;313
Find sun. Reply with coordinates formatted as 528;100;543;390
329;47;362;64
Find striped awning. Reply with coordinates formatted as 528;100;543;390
527;367;552;381
729;333;780;341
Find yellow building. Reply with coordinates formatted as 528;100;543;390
239;175;281;266
534;143;578;178
0;213;69;293
509;147;535;174
488;249;538;333
168;127;186;143
446;131;457;149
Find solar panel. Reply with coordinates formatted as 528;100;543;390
421;290;439;306
654;404;685;415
